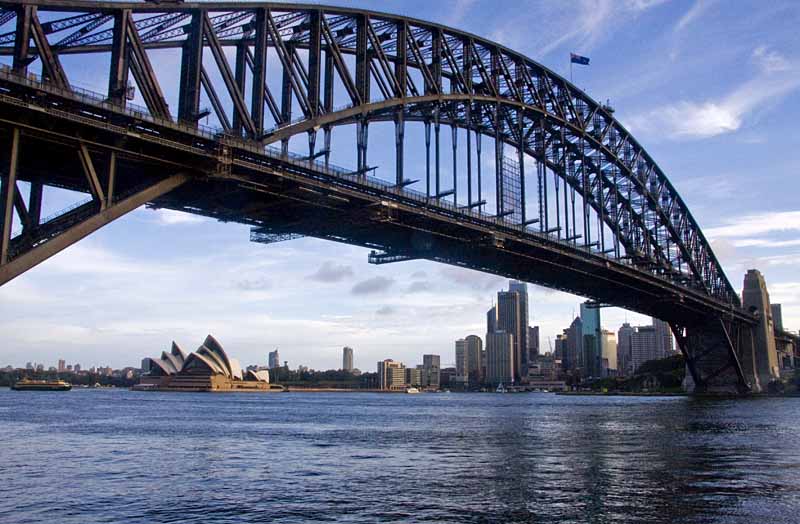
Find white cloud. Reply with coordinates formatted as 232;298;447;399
705;211;800;239
489;0;668;59
732;238;800;249
752;45;791;74
674;0;718;32
625;60;800;139
153;208;207;226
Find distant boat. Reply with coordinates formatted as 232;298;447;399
11;378;72;391
496;383;507;393
405;387;420;394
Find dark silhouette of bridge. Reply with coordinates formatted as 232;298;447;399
0;1;774;393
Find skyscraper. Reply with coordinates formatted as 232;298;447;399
465;335;483;384
528;326;540;359
497;290;524;382
580;302;601;378
771;304;784;332
268;350;280;369
617;323;635;376
342;346;354;371
377;359;406;390
600;330;617;376
455;339;468;384
486;331;514;385
653;318;674;358
57;359;66;373
422;354;441;388
631;326;657;373
509;280;529;366
486;305;497;334
565;317;583;372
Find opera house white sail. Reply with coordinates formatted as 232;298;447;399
137;335;281;392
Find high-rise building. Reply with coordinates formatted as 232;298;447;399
342;346;354;371
509;280;529;366
422;354;441;389
528;326;540;359
57;359;66;373
455;339;468;384
771;304;784;332
74;364;81;373
405;367;422;387
465;335;483;384
631;325;658;373
580;302;602;378
554;334;567;360
486;331;514;385
617;323;635;376
565;317;583;372
268;350;280;369
486;305;497;334
600;330;617;376
497;290;524;381
377;359;406;390
653;318;674;358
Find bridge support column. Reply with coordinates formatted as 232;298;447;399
672;319;751;395
742;269;780;389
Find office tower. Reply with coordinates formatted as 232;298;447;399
57;359;66;373
497;290;524;381
486;331;514;385
509;280;529;365
268;350;280;369
422;354;441;388
617;323;635;376
554;334;567;360
565;317;583;372
377;359;406;390
580;302;601;378
631;326;657;373
600;330;617;376
771;304;783;332
465;335;483;384
455;339;468;384
652;318;674;358
405;367;422;387
342;346;354;371
528;326;540;359
487;305;497;334
74;364;81;373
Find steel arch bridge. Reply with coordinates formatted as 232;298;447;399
0;1;759;393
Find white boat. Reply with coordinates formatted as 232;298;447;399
405;387;420;394
496;383;507;393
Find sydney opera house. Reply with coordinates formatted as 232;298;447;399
137;335;281;392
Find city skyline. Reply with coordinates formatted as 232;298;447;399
0;0;798;371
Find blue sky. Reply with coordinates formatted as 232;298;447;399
1;0;798;371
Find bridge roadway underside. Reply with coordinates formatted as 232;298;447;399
0;79;754;393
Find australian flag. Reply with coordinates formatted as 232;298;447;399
570;53;590;66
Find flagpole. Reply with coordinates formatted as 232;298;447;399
570;56;573;84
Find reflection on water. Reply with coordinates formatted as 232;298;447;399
1;390;799;523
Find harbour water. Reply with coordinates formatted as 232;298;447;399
1;389;799;523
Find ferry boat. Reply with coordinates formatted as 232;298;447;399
405;387;420;394
11;378;72;391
